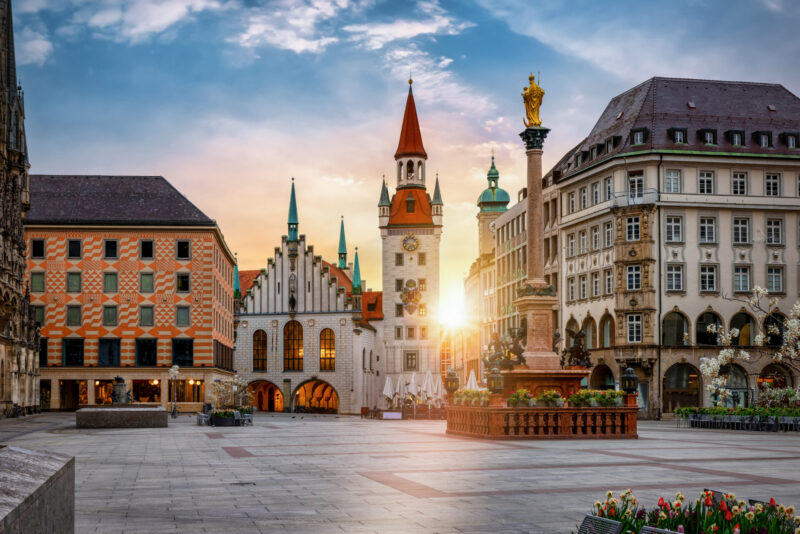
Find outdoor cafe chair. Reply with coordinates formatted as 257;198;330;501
233;411;242;426
576;515;623;534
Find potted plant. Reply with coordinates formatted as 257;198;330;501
211;410;235;426
536;390;563;408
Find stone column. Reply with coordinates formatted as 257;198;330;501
515;126;560;370
87;380;95;406
51;379;61;410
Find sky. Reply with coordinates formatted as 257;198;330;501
15;0;800;317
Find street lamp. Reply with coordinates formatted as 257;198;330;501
487;368;504;394
444;368;459;396
169;365;180;418
621;367;638;394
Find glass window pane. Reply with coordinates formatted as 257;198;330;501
140;273;154;293
104;273;118;292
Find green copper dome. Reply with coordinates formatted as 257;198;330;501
477;156;509;213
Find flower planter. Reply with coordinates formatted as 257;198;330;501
212;416;235;427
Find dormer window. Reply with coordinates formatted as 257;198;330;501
631;128;648;146
757;132;772;148
788;135;798;149
590;146;597;160
699;129;717;145
575;153;582;166
726;130;745;147
405;195;415;213
779;131;798;149
668;128;687;144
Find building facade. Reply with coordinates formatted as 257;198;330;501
26;175;235;411
380;81;444;385
234;184;383;415
0;0;39;417
552;77;800;418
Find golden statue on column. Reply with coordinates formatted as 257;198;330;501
522;74;545;127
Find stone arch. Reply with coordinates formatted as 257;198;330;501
695;310;722;346
730;311;755;346
763;312;786;348
662;362;701;413
248;379;283;412
758;363;793;389
662;310;689;347
599;313;615;348
582;316;597;349
589;364;615;390
293;379;339;414
717;364;749;407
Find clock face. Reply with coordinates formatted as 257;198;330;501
402;234;419;252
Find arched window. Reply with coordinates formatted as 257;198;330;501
283;321;303;371
582;317;596;349
599;314;614;348
320;328;335;371
764;313;786;347
662;312;688;346
662;363;701;413
730;312;754;346
253;330;267;371
397;161;403;182
406;160;415;181
695;311;721;346
718;364;749;407
362;348;366;370
759;363;793;389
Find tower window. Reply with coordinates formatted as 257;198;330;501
406;160;415;181
406;195;415;213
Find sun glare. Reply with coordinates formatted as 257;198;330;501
439;290;465;329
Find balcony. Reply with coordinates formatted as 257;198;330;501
610;189;659;208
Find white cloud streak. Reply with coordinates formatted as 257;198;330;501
17;27;53;66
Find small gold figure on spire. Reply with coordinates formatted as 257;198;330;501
522;73;545;127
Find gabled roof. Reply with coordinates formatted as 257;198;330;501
27;175;215;226
238;269;261;296
387;188;433;226
552;77;800;182
395;84;427;159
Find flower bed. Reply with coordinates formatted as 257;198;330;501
675;407;800;432
568;389;623;407
588;489;799;533
452;389;490;407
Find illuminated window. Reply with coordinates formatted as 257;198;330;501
283;320;303;371
320;328;335;371
253;330;267;371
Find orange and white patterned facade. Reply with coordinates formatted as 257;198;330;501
25;175;236;411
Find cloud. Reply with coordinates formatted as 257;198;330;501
41;0;226;44
16;27;53;66
231;0;352;54
343;1;472;50
384;45;493;117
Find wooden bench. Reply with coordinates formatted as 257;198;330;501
576;515;622;534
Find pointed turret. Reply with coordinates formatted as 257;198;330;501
378;179;390;207
233;253;241;300
395;80;427;160
337;216;347;269
287;178;299;242
431;175;443;205
477;156;510;213
352;247;362;295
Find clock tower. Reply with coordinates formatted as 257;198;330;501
380;79;443;385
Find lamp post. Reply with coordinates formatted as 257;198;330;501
444;368;459;404
620;367;639;408
487;367;505;407
169;365;179;418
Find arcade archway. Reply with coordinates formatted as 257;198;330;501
662;363;701;413
293;379;339;414
248;380;284;412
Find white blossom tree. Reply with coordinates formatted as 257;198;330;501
694;286;800;402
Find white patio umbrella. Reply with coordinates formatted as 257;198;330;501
407;372;419;398
382;376;394;408
422;370;435;403
394;375;407;408
434;374;444;400
466;369;479;390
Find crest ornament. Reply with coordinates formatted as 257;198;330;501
400;279;422;314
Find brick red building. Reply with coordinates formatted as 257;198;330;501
25;175;235;411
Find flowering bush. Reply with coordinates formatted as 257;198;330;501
758;385;798;409
453;389;487;406
536;389;563;406
508;388;533;407
568;389;622;407
590;489;799;533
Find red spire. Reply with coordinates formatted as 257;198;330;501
394;83;427;159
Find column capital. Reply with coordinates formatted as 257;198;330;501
519;126;550;150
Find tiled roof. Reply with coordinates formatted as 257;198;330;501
322;261;352;295
238;270;261;297
395;85;427;159
27;175;215;226
552;77;800;181
387;188;433;226
361;291;383;321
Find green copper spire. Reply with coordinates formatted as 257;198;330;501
431;175;443;205
337;216;347;269
478;155;510;213
378;179;390;207
233;252;241;299
287;178;299;242
352;246;362;295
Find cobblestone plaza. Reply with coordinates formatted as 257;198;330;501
2;414;800;533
